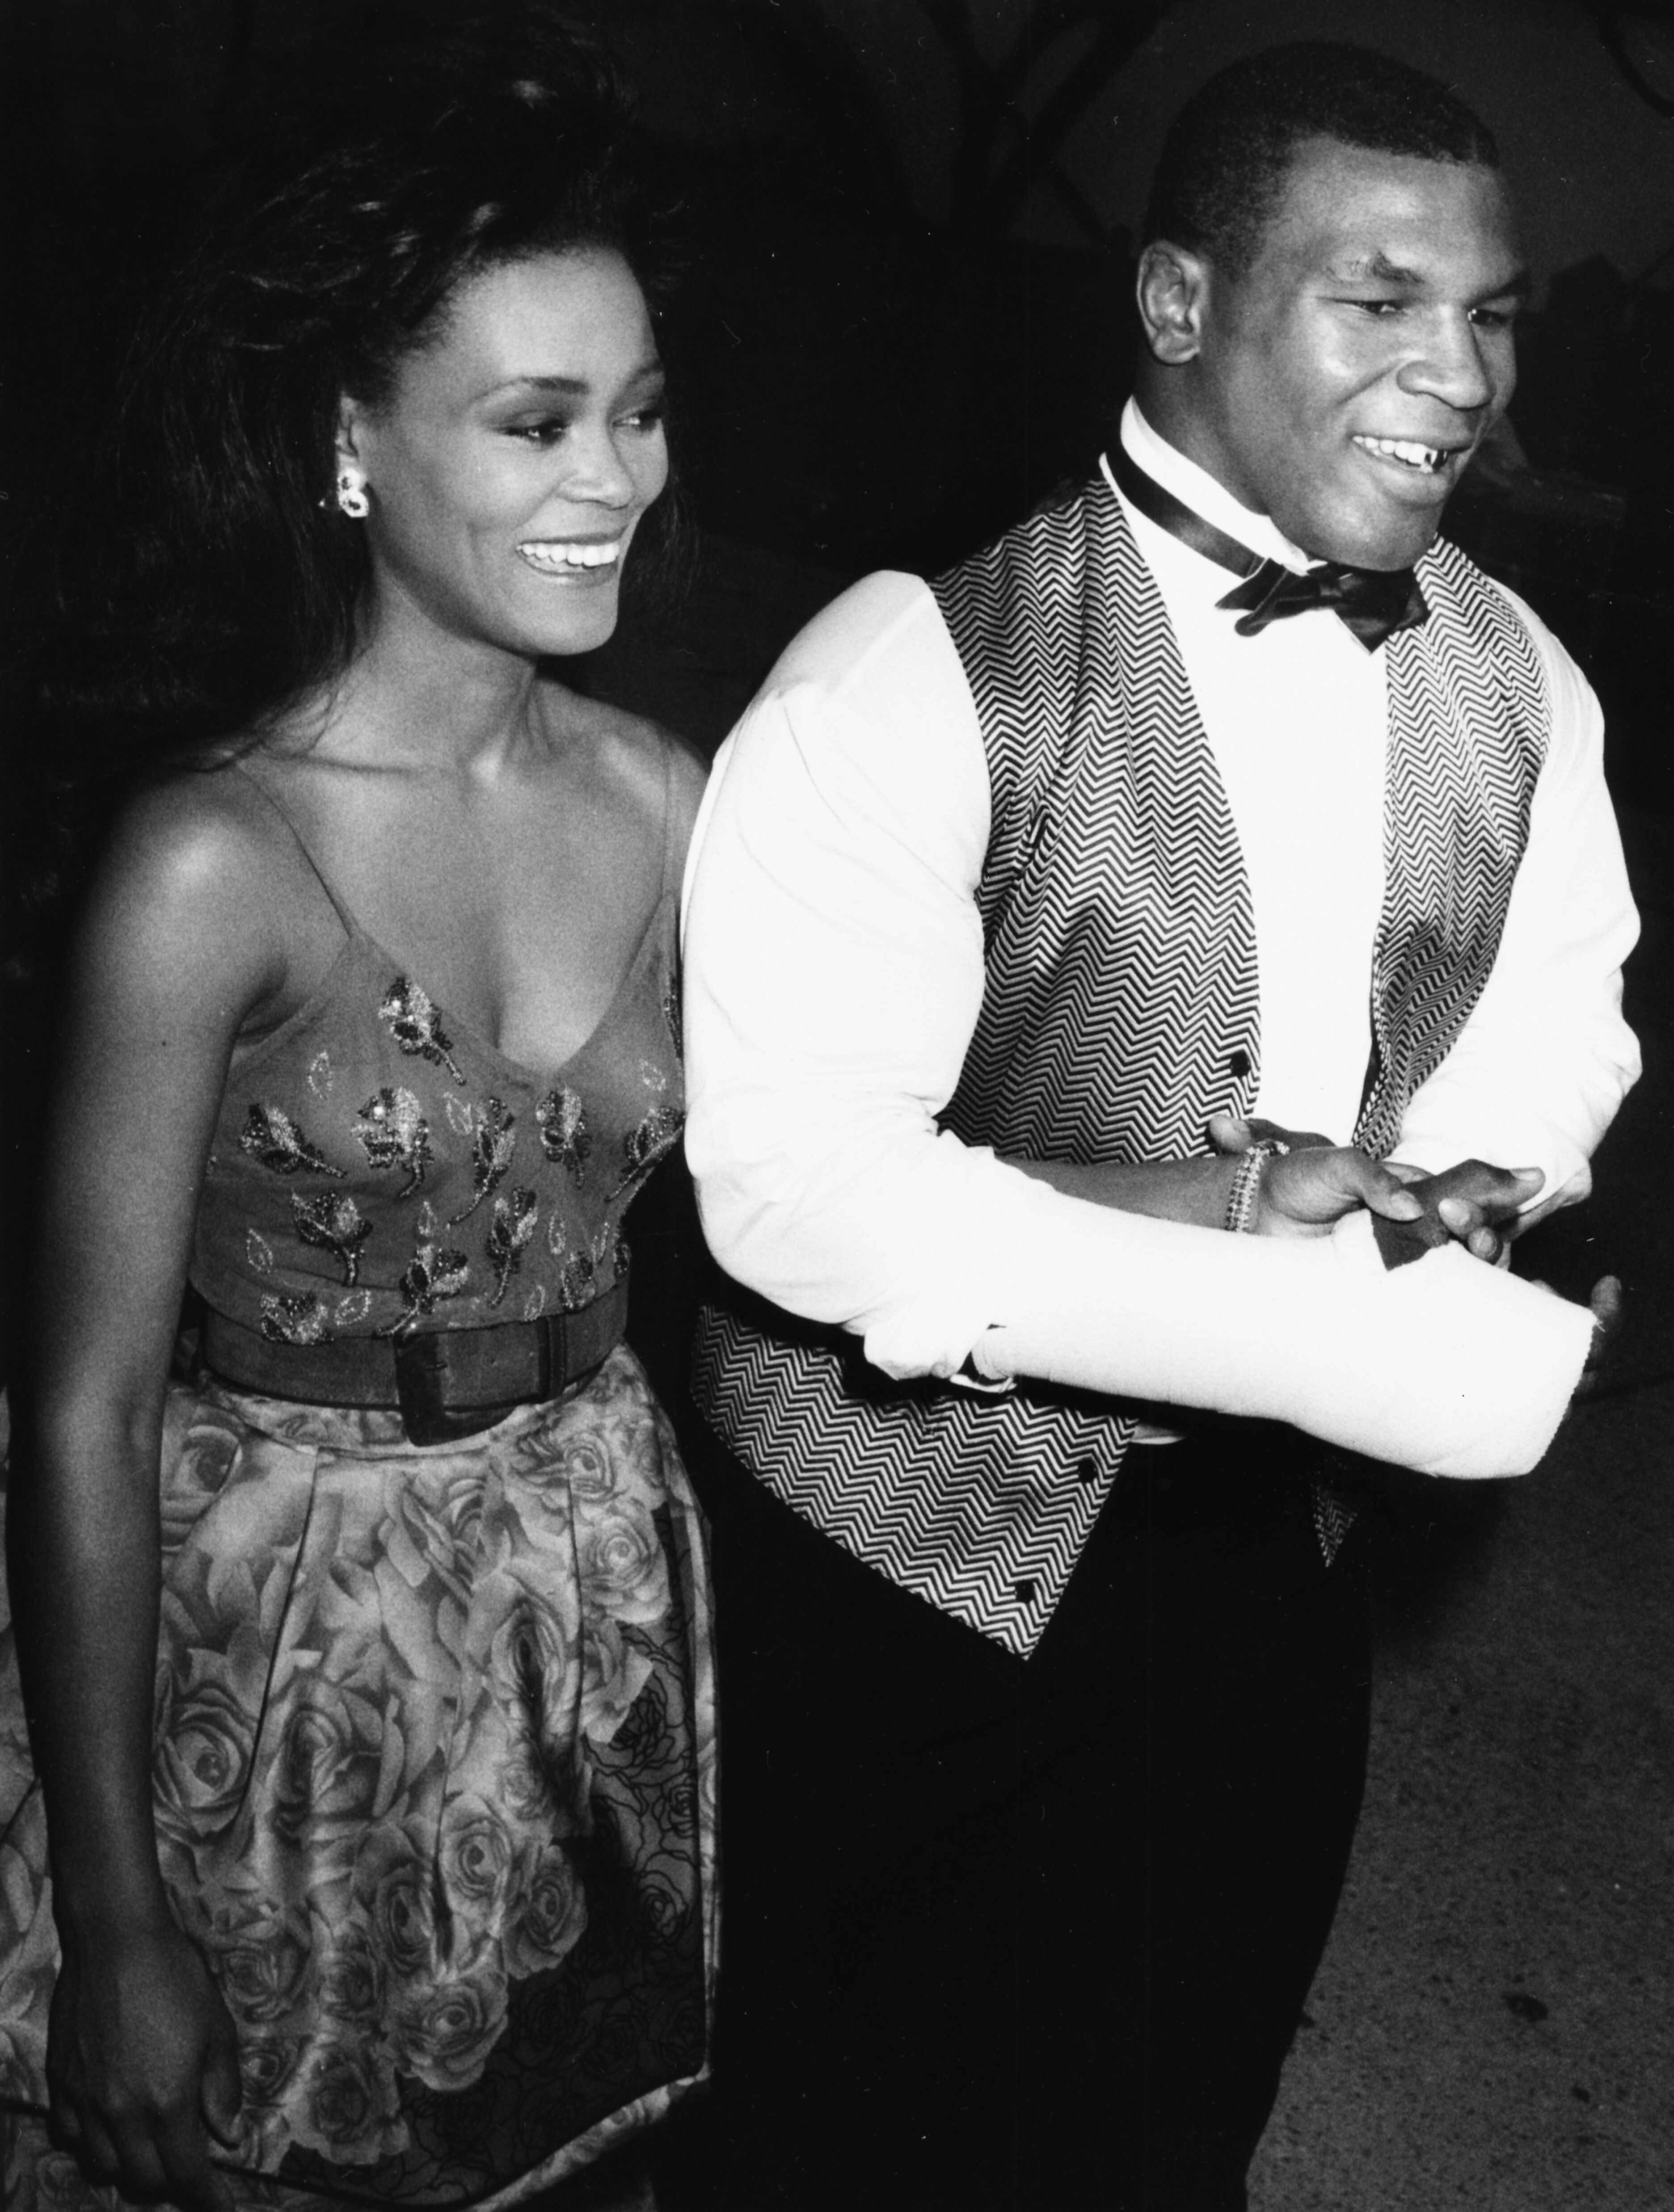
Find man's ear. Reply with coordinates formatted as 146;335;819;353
1136;241;1211;366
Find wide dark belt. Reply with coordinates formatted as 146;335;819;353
197;1270;631;1447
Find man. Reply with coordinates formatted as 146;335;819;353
678;42;1638;2212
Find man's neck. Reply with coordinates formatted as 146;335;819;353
1118;399;1312;573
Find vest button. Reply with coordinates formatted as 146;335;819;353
1228;1048;1252;1079
1013;1577;1037;1605
1075;1457;1099;1484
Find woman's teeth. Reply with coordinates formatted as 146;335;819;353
518;539;623;571
1354;435;1447;474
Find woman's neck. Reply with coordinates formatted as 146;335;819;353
299;583;566;780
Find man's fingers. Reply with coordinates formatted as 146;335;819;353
1574;1275;1624;1399
1261;1145;1424;1232
1207;1113;1253;1155
1437;1195;1517;1235
1305;1144;1422;1220
1209;1112;1334;1157
1356;1164;1422;1221
1432;1163;1543;1227
1590;1274;1623;1338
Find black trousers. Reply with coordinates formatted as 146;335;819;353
662;1417;1372;2212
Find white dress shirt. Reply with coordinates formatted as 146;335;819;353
1111;403;1389;1144
681;409;1639;1471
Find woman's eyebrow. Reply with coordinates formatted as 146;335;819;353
487;358;665;399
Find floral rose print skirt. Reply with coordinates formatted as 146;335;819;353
0;1349;716;2210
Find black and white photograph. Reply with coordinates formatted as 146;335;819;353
0;4;1671;2208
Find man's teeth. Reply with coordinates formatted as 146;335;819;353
1354;435;1447;473
519;540;622;570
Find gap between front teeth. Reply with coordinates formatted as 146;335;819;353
1354;436;1444;472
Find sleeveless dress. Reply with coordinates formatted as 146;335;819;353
0;748;715;2211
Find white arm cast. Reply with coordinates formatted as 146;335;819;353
683;573;1600;1480
973;1201;1594;1479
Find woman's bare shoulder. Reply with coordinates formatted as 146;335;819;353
80;754;319;989
105;756;270;874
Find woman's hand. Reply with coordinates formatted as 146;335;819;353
48;1915;241;2210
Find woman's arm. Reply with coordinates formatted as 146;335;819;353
22;778;288;2209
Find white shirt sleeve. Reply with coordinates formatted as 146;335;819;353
1394;586;1641;1211
681;569;1598;1476
681;571;1026;1377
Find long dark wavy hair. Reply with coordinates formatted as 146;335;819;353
4;16;685;999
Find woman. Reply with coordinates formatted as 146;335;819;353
0;34;712;2212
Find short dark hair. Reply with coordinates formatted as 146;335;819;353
1144;41;1501;277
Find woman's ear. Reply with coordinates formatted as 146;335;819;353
332;400;372;520
333;396;368;478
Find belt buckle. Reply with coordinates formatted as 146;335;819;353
390;1333;456;1447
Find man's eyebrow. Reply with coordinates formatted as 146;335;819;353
1336;252;1425;287
1330;253;1535;302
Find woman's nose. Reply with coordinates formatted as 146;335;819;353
561;425;638;507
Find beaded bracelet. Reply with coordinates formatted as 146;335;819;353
1222;1138;1288;1234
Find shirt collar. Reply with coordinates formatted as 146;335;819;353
1104;398;1314;576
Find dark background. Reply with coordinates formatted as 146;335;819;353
4;0;1674;784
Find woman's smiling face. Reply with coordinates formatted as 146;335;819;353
340;247;669;659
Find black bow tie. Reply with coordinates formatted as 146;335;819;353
1107;441;1429;652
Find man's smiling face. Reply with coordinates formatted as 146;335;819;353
1145;137;1528;570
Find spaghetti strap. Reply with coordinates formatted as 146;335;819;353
656;728;684;901
232;761;361;934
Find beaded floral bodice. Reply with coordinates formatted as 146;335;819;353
191;813;684;1346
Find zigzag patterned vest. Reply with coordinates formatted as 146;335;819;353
693;475;1550;1656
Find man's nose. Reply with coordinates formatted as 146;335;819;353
1396;312;1499;414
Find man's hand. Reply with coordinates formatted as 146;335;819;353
1577;1274;1623;1396
1207;1114;1424;1239
1381;1158;1545;1265
1210;1114;1334;1156
1212;1121;1543;1263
